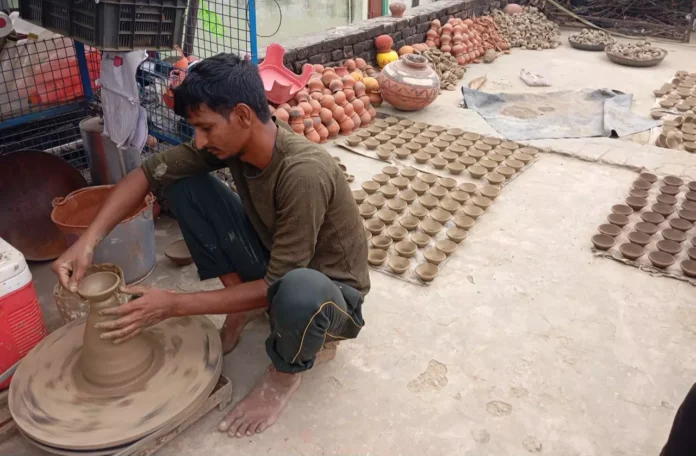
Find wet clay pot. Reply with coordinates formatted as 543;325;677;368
378;54;440;111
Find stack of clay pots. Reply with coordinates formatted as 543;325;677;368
420;17;509;66
270;61;379;143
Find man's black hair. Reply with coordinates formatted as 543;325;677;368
173;53;271;122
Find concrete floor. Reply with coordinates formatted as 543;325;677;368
4;29;696;455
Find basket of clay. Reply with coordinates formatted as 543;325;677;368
605;41;667;68
53;263;124;324
568;29;615;52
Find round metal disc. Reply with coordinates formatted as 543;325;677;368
10;316;222;450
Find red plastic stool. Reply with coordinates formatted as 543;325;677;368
0;238;47;389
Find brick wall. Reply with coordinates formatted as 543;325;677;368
261;0;510;73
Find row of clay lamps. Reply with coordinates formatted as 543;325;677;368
270;69;378;143
592;173;696;276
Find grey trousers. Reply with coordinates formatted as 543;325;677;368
165;174;365;373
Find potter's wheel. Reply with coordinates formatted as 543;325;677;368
9;309;222;451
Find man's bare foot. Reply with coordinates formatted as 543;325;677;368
217;366;300;437
220;310;264;354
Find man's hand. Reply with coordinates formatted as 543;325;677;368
51;238;96;292
96;285;176;344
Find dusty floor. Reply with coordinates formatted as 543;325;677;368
4;29;696;455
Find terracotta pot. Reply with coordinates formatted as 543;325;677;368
378;54;440;111
503;3;523;14
389;1;406;18
375;35;394;53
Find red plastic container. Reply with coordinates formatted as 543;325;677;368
0;238;47;389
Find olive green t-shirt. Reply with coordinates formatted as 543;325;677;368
142;121;370;295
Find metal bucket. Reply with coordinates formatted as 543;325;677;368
79;117;142;185
50;186;156;284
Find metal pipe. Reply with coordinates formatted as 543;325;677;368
73;41;93;102
249;0;259;62
183;0;200;57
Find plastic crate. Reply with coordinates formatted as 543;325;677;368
19;0;187;51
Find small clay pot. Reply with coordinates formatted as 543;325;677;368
383;129;400;139
367;126;382;136
625;196;648;211
415;263;439;282
371;235;392;250
420;219;443;236
377;208;398;225
429;208;451;224
447;128;465;137
399;215;420;231
686;191;696;202
397;189;417;204
456;139;474;148
413;152;429;164
364;138;380;150
390;176;410;190
474;143;493;153
428;186;448;200
606;214;629;227
635;222;659;235
663;228;687;243
480;186;501;200
362;181;380;194
456;183;475;195
395;240;417;258
401;134;417;143
439;134;456;144
377;147;393;161
449;145;467;156
388;198;408;213
629;189;649;200
670;217;693;232
410;232;431;248
353;189;369;204
512;152;532;164
394;148;410;159
365;219;386;235
657;240;682;255
463;132;480;141
457;156;477;168
688;181;696;192
496;166;516;179
409;181;429;195
680;259;696;278
446;228;468;243
505;159;524;170
664;175;684;187
500;141;519;151
640;211;665;225
381;165;399;177
435;239;457;256
453;214;475;230
388;256;411;275
447;162;466;175
462;205;484;219
592;234;615;251
368;249;388;266
387;225;408;241
380;185;399;199
469;165;486;179
359;203;377;219
479;159;497;171
417;173;437;186
440;151;458;162
373;119;389;129
409;205;428;220
439;199;460;214
652;203;675;216
419;194;438;209
486;173;505;186
632;179;652;190
472;196;493;210
657;194;678;206
366;193;387;209
346;135;362;147
639;172;658;183
423;249;446;266
612;204;634;216
467;150;485;160
598;223;622;237
356;130;371;140
428;125;445;134
430;157;447;169
619;243;644;261
685;202;696;213
372;173;390;185
660;185;681;196
628;231;651;247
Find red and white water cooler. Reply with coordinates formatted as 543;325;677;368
0;238;47;389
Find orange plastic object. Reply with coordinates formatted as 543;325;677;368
28;50;100;106
259;43;315;105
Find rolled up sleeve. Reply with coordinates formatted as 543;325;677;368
142;141;226;190
264;162;332;284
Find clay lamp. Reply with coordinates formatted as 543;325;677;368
619;243;644;261
680;260;696;278
664;175;684;186
657;240;682;256
394;148;410;159
353;189;367;204
625;196;648;211
394;240;417;258
388;198;408;214
450;191;470;204
449;145;467;156
371;235;392;250
413;152;429;164
688;181;696;192
469;165;486;179
436;239;457;256
456;139;474;148
420;219;443;236
384;116;399;125
346;135;362;147
496;166;516;179
486;173;505;185
439;199;460;214
446;227;468;243
387;225;408;241
598;223;622;237
462;205;484;219
410;181;429;195
405;127;421;135
662;228;687;243
652;203;675;217
657;194;678;206
397;189;417;204
373;119;389;129
611;204;633;216
410;231;431;248
355;129;371;141
388;176;408;190
364;138;380;150
390;138;407;148
377;145;394;160
399;215;420;231
474;143;492;152
670;217;693;232
419;194;438;209
422;145;439;156
632;179;652;190
447;127;465;137
367;249;388;266
454;214;475;230
503;159;524;170
375;134;391;144
607;214;630;227
372;173;390;185
430;157;447;169
482;136;502;146
463;132;480;141
467;149;486;160
388;256;410;275
400;167;418;180
440;151;458;163
439;134;456;144
688;248;696;261
365;219;385;235
629;188;648;199
405;142;421;154
686;191;696;202
380;185;398;199
512;152;533;164
423;249;445;266
359;203;377;219
640;211;665;225
660;185;681;196
456;183;476;195
628;231;651;247
382;129;399;139
366;193;387;208
458;156;477;167
591;234;616;251
429;208;452;224
635;222;659;235
377;208;398;225
684;202;696;213
409;205;428;220
472;196;493;210
428;186;448;200
414;136;431;147
361;180;380;194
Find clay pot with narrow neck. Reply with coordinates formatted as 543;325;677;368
77;272;156;393
288;107;305;134
378;54;440;111
389;1;406;17
304;119;320;143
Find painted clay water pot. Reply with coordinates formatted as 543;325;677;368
378;54;440;111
